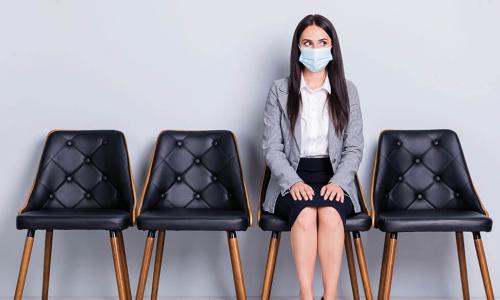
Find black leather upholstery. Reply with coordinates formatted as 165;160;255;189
258;166;371;232
136;130;251;231
372;129;492;232
17;130;135;230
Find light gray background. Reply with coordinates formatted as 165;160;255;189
0;0;499;298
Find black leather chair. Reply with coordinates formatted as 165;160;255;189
14;130;136;300
135;130;253;300
372;129;494;300
258;166;374;300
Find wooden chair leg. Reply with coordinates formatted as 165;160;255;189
227;231;247;300
455;232;470;300
14;230;35;300
377;233;390;300
345;231;360;300
381;232;398;300
136;230;156;300
151;230;166;300
261;231;281;300
42;230;53;300
110;231;127;300
473;232;494;300
117;231;132;300
353;231;374;300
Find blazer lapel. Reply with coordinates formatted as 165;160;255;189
277;80;342;161
277;89;301;152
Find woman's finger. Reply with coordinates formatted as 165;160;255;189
320;185;327;196
300;188;309;201
329;189;337;201
322;187;330;200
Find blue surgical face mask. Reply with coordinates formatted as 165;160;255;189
298;46;333;73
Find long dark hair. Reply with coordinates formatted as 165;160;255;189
287;14;349;138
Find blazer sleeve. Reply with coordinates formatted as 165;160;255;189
329;80;364;193
262;81;303;196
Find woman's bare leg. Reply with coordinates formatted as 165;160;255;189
317;207;345;300
291;206;318;300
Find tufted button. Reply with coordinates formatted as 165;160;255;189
194;158;201;164
49;193;54;199
398;175;403;181
176;176;182;182
228;192;232;198
176;140;183;147
194;193;201;199
414;157;421;164
213;140;219;146
332;158;337;163
102;139;109;145
435;175;441;181
385;193;389;199
85;193;91;199
433;139;439;146
417;193;423;199
102;175;108;181
212;175;218;181
161;193;166;199
84;157;91;164
455;192;460;197
66;176;72;182
396;140;402;147
66;140;73;146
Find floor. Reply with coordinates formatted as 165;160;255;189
0;297;486;300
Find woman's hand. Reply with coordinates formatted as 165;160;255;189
290;181;315;201
320;182;344;202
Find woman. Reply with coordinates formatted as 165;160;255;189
262;14;364;300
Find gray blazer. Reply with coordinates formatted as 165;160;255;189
261;76;364;214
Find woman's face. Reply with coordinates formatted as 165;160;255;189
299;25;332;49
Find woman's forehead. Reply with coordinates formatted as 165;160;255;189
300;25;330;40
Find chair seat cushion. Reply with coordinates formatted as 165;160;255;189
136;208;249;231
259;212;372;232
16;209;131;230
378;209;493;232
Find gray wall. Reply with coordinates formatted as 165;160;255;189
0;0;499;298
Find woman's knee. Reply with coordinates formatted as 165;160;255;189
318;207;343;229
292;207;318;231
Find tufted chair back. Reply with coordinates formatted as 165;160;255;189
372;129;485;215
138;130;250;217
21;130;135;214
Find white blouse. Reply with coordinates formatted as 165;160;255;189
299;72;331;158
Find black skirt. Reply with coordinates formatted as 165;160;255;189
274;157;354;228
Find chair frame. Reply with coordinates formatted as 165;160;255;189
134;130;253;300
371;130;495;300
258;163;374;300
13;130;136;300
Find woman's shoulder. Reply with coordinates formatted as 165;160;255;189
270;76;290;94
269;76;358;99
345;78;360;105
